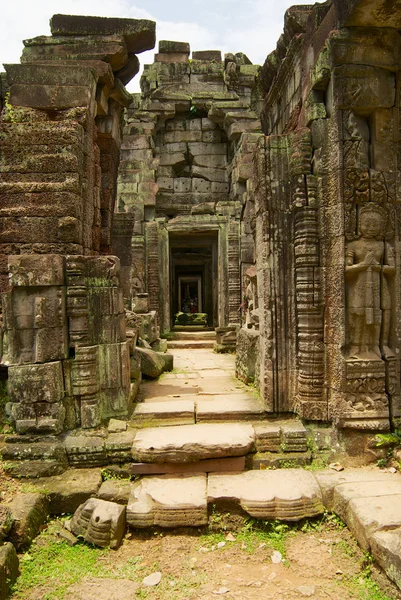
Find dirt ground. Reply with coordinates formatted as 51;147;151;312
11;515;401;600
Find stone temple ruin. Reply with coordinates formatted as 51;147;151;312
3;0;401;592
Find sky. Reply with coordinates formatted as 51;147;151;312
0;0;324;92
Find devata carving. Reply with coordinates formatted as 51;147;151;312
345;203;395;360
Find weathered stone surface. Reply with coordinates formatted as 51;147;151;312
105;431;136;463
131;423;255;463
126;474;207;528
27;468;103;515
70;498;126;549
136;346;165;378
50;14;156;54
0;543;19;600
108;419;127;433
253;422;281;452
65;435;107;467
127;456;246;475
248;451;312;469
207;470;324;521
346;495;401;551
8;493;49;550
370;528;401;590
131;400;195;426
0;508;13;542
333;479;401;524
195;396;264;421
314;469;394;510
97;480;132;505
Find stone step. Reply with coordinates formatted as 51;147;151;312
168;340;215;349
170;331;216;340
126;469;325;528
195;396;265;421
130;400;195;427
131;422;255;463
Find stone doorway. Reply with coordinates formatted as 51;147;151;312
169;231;218;329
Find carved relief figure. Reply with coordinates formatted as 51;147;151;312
243;266;259;330
345;203;394;360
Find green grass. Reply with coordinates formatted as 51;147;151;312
12;526;110;599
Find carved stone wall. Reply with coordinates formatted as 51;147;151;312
252;0;401;428
2;255;129;432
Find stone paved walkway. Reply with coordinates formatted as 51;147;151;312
137;348;252;403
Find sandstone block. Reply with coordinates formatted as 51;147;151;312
131;400;195;426
127;474;207;528
314;469;394;510
0;507;13;542
208;470;324;521
187;142;227;156
8;493;49;550
136;346;165;378
97;480;132;505
8;254;65;286
193;50;222;61
370;528;401;590
65;435;107;467
50;14;156;54
0;543;19;600
70;498;126;549
346;495;401;551
27;468;103;515
8;362;64;404
332;479;401;523
253;422;281;452
333;65;395;111
127;457;246;475
105;431;136;463
131;423;255;463
195;396;264;422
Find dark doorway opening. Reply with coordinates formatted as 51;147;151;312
169;230;218;328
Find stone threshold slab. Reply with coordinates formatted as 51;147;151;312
131;422;255;463
130;400;195;426
195;396;265;421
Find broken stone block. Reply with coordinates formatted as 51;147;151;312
131;423;255;463
248;451;312;469
8;493;49;550
26;468;103;515
208;470;324;521
97;480;132;505
70;498;126;549
126;474;208;528
136;346;165;378
0;543;19;600
151;338;168;353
